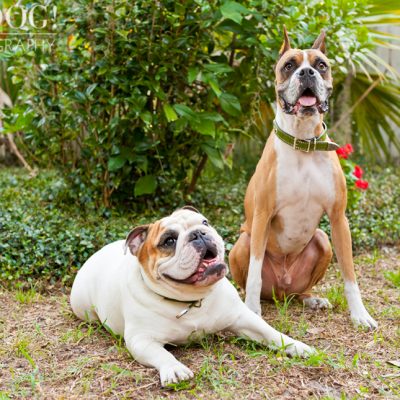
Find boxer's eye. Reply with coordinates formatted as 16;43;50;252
284;62;293;71
318;62;327;71
202;220;209;226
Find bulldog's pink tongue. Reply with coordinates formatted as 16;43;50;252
298;96;317;107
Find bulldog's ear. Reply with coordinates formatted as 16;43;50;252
279;25;291;58
312;30;326;54
124;225;149;256
181;205;200;213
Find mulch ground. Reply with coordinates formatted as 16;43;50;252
0;246;399;399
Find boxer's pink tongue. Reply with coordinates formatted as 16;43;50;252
298;96;317;107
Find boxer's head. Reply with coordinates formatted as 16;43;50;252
125;207;226;299
275;27;332;116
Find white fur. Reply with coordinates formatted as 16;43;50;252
344;281;377;328
303;297;332;310
273;116;335;254
71;232;314;386
245;255;263;315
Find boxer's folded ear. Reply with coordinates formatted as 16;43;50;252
279;25;291;58
181;205;200;214
312;29;326;54
124;225;149;255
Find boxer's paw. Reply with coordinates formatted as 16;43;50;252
160;362;194;386
351;310;378;330
303;297;332;310
285;340;316;358
245;297;262;316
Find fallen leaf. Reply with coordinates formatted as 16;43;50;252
387;360;400;368
307;327;324;335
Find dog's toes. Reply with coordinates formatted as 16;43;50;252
160;363;194;386
351;312;378;330
303;297;332;310
285;340;316;358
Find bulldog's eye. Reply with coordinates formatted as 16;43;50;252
318;62;327;71
284;62;294;71
202;220;209;226
163;237;177;247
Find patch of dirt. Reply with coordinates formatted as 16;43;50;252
0;247;399;399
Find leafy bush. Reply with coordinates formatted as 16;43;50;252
1;166;399;287
2;0;391;207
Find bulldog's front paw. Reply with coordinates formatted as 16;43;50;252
159;362;194;386
351;310;378;330
284;340;316;358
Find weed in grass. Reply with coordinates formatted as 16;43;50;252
384;270;400;288
272;290;296;334
297;314;309;338
14;288;39;304
355;249;381;266
194;353;239;393
12;337;42;396
325;284;347;311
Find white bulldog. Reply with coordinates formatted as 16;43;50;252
70;207;314;386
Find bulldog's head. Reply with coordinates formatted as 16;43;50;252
275;28;333;116
125;207;227;300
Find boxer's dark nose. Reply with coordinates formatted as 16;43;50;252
188;229;207;242
299;67;315;77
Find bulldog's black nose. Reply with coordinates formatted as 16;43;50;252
299;67;315;77
188;229;207;242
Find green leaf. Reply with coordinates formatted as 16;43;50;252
108;156;126;171
207;76;222;97
188;67;199;84
220;1;250;24
86;83;97;96
220;93;242;116
173;104;197;120
191;119;215;136
201;144;224;169
163;103;178;122
140;111;152;124
204;63;233;74
134;175;157;197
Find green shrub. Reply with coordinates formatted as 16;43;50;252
2;0;382;207
1;166;399;287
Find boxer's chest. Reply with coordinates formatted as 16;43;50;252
273;137;336;252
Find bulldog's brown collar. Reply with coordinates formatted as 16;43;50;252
139;269;203;318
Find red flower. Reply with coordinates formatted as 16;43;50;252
355;179;369;190
344;143;354;155
336;147;348;159
336;143;354;159
353;165;363;179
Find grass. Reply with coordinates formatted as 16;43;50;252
1;248;399;399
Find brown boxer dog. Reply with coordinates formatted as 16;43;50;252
229;28;377;329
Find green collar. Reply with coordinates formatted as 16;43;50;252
273;120;340;152
139;269;203;319
163;297;203;319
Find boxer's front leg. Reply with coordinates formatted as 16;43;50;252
330;213;377;329
245;214;271;315
228;303;315;357
125;331;193;386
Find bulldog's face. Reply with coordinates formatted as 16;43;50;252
275;29;332;116
125;207;226;294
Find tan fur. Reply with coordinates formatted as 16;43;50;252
229;40;350;300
